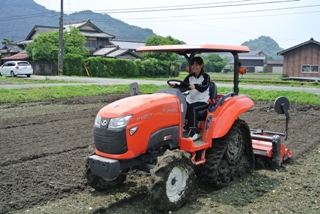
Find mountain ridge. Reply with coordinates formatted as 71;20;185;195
1;0;283;59
0;0;154;42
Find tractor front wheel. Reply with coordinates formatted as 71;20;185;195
149;149;196;211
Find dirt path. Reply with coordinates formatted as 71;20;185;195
0;94;319;213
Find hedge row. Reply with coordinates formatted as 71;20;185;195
64;56;181;78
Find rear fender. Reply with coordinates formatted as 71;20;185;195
204;95;254;140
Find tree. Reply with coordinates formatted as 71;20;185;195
143;35;182;61
1;38;13;45
142;35;183;77
64;27;89;57
25;33;58;61
203;54;228;72
26;27;88;62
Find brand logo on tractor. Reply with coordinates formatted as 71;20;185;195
101;119;108;126
162;108;177;114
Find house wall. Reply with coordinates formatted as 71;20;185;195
266;64;283;73
80;26;95;31
240;59;264;67
272;66;283;73
255;66;264;72
245;67;255;72
240;59;264;72
283;43;320;77
84;38;112;52
0;52;11;58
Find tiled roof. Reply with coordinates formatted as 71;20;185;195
25;19;115;41
93;45;141;59
35;26;59;33
106;49;129;57
278;38;320;55
93;46;118;56
64;20;88;29
239;51;265;56
0;44;23;53
105;48;141;59
16;40;33;45
64;19;115;38
81;31;114;39
25;25;59;40
110;40;145;50
1;52;28;60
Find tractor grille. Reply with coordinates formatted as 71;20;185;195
94;127;128;154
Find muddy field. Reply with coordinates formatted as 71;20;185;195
0;94;319;213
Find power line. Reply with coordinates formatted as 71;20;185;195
115;4;320;21
0;0;310;45
129;10;320;22
56;4;319;24
0;0;299;22
65;0;299;14
0;12;58;22
116;0;258;11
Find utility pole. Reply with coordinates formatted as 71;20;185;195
58;0;64;75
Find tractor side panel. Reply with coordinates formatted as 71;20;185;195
202;95;254;141
126;97;181;156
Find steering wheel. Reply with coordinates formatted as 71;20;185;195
167;79;190;92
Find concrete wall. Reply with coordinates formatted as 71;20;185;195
30;62;58;75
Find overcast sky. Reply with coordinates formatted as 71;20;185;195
34;0;319;49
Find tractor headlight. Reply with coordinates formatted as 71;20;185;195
94;115;102;128
109;115;132;129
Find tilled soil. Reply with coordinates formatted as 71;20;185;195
0;94;319;213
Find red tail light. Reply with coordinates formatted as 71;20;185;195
15;66;19;69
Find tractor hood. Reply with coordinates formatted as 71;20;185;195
97;93;178;118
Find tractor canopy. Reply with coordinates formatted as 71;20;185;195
135;44;250;54
136;43;250;95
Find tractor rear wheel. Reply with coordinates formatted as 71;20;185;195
84;159;128;191
197;119;254;188
149;149;196;211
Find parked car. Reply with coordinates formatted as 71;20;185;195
0;61;33;77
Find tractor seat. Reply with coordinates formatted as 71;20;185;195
196;81;217;121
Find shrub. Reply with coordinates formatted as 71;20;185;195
140;58;169;77
63;54;85;76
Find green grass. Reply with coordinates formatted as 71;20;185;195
0;76;80;84
1;73;319;104
237;87;320;104
0;84;130;103
161;72;320;88
0;84;319;105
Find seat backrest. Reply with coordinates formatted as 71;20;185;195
195;82;218;121
209;81;217;101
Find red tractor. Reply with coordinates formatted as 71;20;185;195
85;44;291;211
